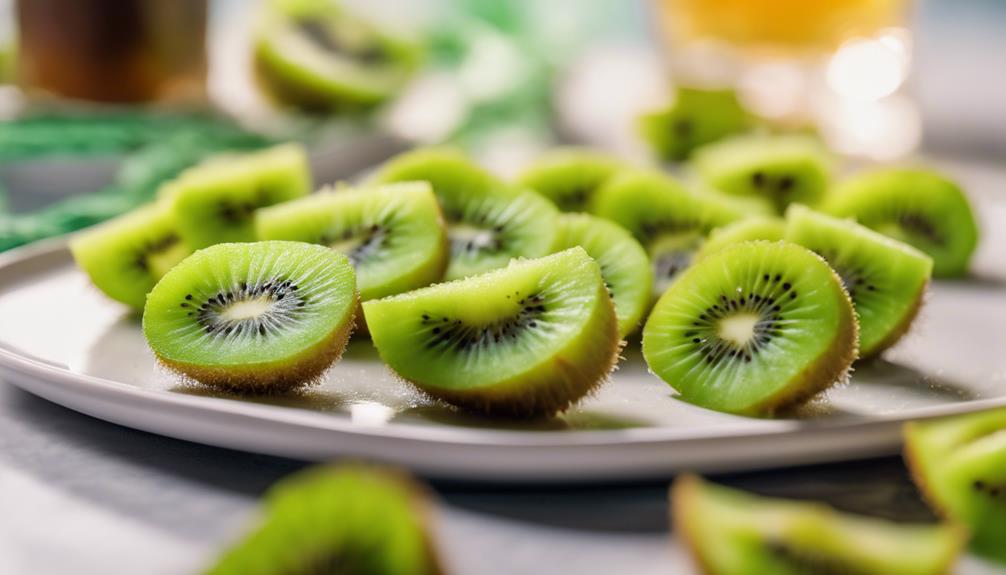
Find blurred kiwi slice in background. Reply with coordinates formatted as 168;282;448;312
638;87;751;162
824;168;979;278
370;148;560;281
164;144;311;249
693;134;833;214
254;0;421;112
516;148;625;212
70;203;191;310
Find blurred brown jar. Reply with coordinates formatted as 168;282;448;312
16;0;208;104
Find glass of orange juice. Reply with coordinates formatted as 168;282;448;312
653;0;918;159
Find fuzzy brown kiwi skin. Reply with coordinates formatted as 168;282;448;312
408;282;622;419
157;295;358;394
671;474;716;575
751;258;860;416
859;280;928;360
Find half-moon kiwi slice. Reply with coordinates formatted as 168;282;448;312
516;148;625;212
143;241;357;393
70;202;191;310
591;169;745;297
692;134;833;213
823;168;979;278
905;408;1006;563
254;0;420;112
673;474;966;575
642;241;857;416
369;147;560;281
785;205;933;358
555;213;651;337
165;144;312;249
363;247;620;418
637;87;750;162
207;465;443;575
695;217;785;261
256;181;448;301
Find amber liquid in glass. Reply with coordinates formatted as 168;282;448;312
656;0;906;54
16;0;208;104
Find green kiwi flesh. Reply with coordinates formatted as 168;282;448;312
905;408;1006;563
369;147;560;281
824;168;978;278
70;202;190;309
166;144;311;249
516;148;624;212
254;0;420;112
256;181;448;302
207;465;442;575
693;135;832;213
642;241;857;416
638;87;750;162
143;241;357;393
591;169;745;298
363;247;620;418
785;205;932;358
673;474;966;575
696;217;785;260
555;213;652;337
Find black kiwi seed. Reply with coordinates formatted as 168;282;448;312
751;171;767;188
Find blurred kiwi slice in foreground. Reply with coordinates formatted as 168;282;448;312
673;474;966;575
905;408;1006;564
206;465;443;575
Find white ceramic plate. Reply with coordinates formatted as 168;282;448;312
2;162;1005;482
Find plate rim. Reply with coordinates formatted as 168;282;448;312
3;238;1006;478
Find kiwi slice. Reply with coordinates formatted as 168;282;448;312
363;247;620;418
824;168;979;278
515;148;624;212
143;241;357;393
254;0;419;112
696;217;786;260
591;169;744;297
369;147;560;281
70;203;191;310
785;205;933;359
638;87;750;162
207;465;442;575
905;408;1006;563
165;144;312;250
693;135;832;213
673;474;966;575
256;181;448;302
642;241;857;416
555;213;652;337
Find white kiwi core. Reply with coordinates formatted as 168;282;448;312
717;313;760;347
